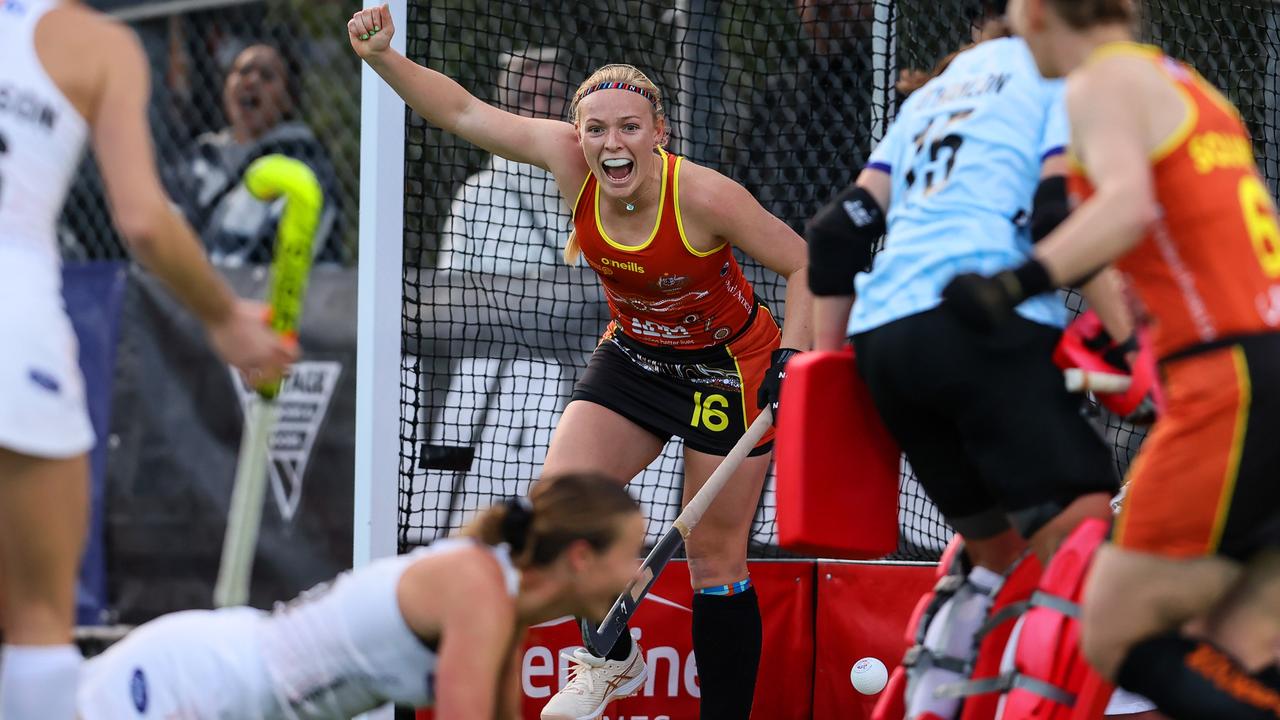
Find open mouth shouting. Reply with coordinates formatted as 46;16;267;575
602;157;635;185
239;92;262;111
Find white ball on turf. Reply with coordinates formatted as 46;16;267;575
850;656;888;695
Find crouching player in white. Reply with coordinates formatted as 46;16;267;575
77;474;646;719
0;2;296;718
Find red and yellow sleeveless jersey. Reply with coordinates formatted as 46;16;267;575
573;148;757;349
1068;43;1280;359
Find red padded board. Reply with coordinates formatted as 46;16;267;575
775;348;900;559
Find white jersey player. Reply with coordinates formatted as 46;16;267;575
79;475;646;720
0;2;294;718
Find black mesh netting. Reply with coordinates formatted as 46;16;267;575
397;0;1280;560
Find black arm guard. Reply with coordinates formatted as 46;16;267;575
805;185;887;296
1029;176;1106;286
1030;175;1070;244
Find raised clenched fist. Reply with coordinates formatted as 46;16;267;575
348;4;394;59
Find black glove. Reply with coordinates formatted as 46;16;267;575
1103;334;1140;372
1077;317;1141;372
941;259;1052;332
757;347;801;422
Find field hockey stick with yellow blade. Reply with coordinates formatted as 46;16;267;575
214;155;323;608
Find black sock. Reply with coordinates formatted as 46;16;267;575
691;587;761;720
604;625;633;661
1117;632;1280;719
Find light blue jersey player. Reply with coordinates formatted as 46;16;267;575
804;30;1145;720
848;36;1069;335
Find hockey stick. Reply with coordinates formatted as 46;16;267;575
580;407;773;655
1063;368;1132;395
214;155;322;608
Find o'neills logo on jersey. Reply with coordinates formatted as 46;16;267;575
601;257;645;273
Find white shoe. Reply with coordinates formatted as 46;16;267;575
540;644;647;720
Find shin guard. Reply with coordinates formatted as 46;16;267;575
996;519;1112;720
875;537;968;720
944;551;1044;720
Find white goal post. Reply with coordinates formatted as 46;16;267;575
355;1;408;717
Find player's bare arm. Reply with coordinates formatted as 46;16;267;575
1078;268;1135;351
91;23;236;325
423;547;517;720
680;161;813;352
1035;150;1136;345
348;4;584;183
496;630;525;720
1033;58;1169;286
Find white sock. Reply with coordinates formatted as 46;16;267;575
0;643;83;720
906;566;1002;720
965;566;1004;595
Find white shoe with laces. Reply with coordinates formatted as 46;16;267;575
540;644;647;720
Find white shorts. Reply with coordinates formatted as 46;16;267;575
79;608;278;720
1105;686;1159;715
0;278;93;458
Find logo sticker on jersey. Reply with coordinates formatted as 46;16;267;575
721;278;752;313
601;257;645;274
27;368;59;394
720;262;730;277
656;273;690;293
630;318;691;342
130;668;148;713
231;361;343;524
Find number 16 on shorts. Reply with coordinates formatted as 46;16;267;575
691;391;730;432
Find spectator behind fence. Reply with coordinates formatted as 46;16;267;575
732;0;876;232
437;47;571;276
174;43;343;266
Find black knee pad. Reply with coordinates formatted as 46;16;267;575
1007;501;1068;540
